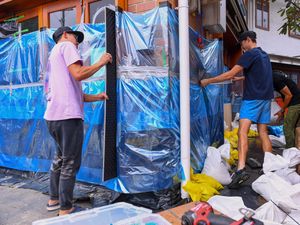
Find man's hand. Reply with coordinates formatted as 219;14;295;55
99;53;112;66
274;110;284;122
199;79;210;87
83;93;109;102
232;76;245;82
96;93;109;101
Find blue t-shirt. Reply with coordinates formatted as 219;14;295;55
237;47;274;100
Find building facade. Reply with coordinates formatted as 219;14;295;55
247;0;300;86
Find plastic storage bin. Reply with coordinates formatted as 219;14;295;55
32;202;152;225
115;214;171;225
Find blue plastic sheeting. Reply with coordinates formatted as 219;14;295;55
268;125;284;137
105;6;223;193
0;7;224;193
0;24;107;184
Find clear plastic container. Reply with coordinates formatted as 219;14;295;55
32;202;152;225
115;214;171;225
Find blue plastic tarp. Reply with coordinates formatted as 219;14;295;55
0;24;107;183
0;7;224;193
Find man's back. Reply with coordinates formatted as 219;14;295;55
273;71;300;107
237;47;273;100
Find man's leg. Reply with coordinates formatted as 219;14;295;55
284;105;300;148
46;121;62;210
237;119;252;170
58;119;83;215
228;118;252;189
257;123;272;153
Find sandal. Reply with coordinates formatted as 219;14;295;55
228;168;250;189
58;205;87;216
46;202;60;211
69;205;87;214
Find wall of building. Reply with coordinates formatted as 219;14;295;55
247;0;300;59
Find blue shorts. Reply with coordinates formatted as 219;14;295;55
239;100;271;124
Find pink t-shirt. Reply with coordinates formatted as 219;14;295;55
44;41;84;121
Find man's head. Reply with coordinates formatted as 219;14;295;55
238;31;257;51
52;26;84;46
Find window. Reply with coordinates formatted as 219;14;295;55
89;0;115;24
255;0;269;30
49;7;76;28
291;74;298;84
289;29;300;39
20;17;38;33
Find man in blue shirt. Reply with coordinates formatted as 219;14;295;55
200;31;273;188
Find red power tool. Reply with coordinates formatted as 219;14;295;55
181;202;263;225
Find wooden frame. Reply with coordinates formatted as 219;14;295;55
289;29;300;39
42;0;80;28
1;0;123;28
86;0;102;24
255;0;269;31
84;0;122;24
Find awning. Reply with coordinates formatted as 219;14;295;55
269;54;300;67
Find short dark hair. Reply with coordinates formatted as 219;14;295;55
238;31;257;43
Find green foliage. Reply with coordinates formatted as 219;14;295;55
272;0;300;34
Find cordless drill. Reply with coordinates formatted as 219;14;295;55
181;202;263;225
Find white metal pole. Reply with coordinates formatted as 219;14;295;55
178;0;190;199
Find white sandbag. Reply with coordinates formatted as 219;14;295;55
269;135;286;148
250;124;258;132
287;172;300;185
270;100;283;126
283;210;300;225
263;152;289;173
207;196;249;221
282;148;300;167
254;201;287;223
201;147;232;185
231;113;239;129
218;143;231;160
251;172;299;212
275;168;300;185
224;121;228;131
289;183;300;204
258;220;283;225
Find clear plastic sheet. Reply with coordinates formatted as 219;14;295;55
108;6;224;192
0;6;224;193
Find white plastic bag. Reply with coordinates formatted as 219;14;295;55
282;148;300;167
231;113;239;129
201;146;232;185
263;152;289;174
275;168;300;185
207;196;249;221
254;201;287;223
269;135;286;148
252;172;299;212
270;100;283;126
218;143;231;160
283;210;300;225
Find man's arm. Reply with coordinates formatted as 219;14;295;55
68;53;112;81
83;93;109;102
275;86;293;118
232;76;245;82
200;65;244;87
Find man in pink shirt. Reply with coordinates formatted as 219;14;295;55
44;26;112;215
